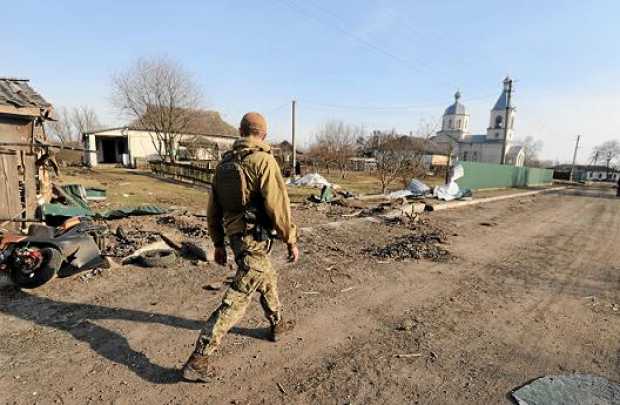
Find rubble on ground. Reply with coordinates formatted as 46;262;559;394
364;220;451;262
104;226;162;257
156;215;210;238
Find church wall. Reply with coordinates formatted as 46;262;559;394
457;142;504;165
442;114;469;131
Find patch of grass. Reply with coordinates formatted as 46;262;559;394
289;171;446;198
59;167;209;210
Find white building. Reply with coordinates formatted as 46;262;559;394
83;128;238;167
433;77;525;166
583;166;620;182
83;110;239;167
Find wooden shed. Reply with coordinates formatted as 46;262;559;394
0;78;55;229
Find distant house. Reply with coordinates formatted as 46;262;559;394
84;110;239;167
552;164;620;182
0;77;55;226
271;140;304;167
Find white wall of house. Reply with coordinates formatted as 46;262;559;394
586;170;620;181
85;128;237;167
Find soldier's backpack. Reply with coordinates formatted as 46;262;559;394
214;149;253;214
214;148;273;240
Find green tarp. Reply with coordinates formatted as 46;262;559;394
42;184;167;220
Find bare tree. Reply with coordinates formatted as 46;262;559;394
47;105;101;145
591;140;620;176
308;120;360;178
71;105;100;137
514;136;544;166
592;140;620;165
362;130;411;194
397;119;439;187
111;56;202;163
47;107;75;144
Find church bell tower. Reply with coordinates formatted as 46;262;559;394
487;76;515;143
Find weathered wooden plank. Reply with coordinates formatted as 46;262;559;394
0;152;22;230
21;152;38;218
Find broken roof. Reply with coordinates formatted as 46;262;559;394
0;78;53;118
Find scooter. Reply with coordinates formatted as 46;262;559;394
0;217;108;289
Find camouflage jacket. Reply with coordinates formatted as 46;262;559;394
207;137;297;247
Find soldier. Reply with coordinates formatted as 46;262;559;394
182;112;299;382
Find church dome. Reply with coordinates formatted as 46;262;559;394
445;91;467;115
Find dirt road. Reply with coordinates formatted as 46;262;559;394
1;187;619;404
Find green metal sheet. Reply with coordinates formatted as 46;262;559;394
456;162;554;190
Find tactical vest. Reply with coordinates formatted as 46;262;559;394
214;148;272;239
214;148;254;213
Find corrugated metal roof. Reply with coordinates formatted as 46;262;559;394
0;78;50;110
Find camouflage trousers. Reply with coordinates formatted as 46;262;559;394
193;234;281;357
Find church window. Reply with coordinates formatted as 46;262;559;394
495;115;503;129
457;119;461;128
472;151;478;161
463;151;469;160
449;119;453;129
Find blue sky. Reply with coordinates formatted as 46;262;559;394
3;0;619;162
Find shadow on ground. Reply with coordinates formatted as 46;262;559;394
0;289;268;384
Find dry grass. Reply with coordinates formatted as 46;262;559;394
58;167;209;210
286;170;447;203
57;167;452;208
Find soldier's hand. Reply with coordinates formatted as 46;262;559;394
214;246;227;266
287;243;300;263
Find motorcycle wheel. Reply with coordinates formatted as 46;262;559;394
10;247;63;289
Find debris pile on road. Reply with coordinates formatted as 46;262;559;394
104;226;162;257
365;222;451;262
156;215;209;238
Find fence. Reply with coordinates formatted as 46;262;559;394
149;161;214;185
456;161;554;190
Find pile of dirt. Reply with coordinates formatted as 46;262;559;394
156;215;209;238
364;222;451;262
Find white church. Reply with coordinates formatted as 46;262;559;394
433;77;525;167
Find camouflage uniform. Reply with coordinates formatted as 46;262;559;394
191;132;297;360
193;234;280;356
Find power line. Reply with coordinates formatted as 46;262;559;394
297;92;499;112
275;0;454;86
274;0;501;99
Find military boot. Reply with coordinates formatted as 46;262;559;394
181;352;210;382
269;319;295;342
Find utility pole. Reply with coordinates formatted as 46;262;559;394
291;99;296;177
500;77;513;165
570;135;581;182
